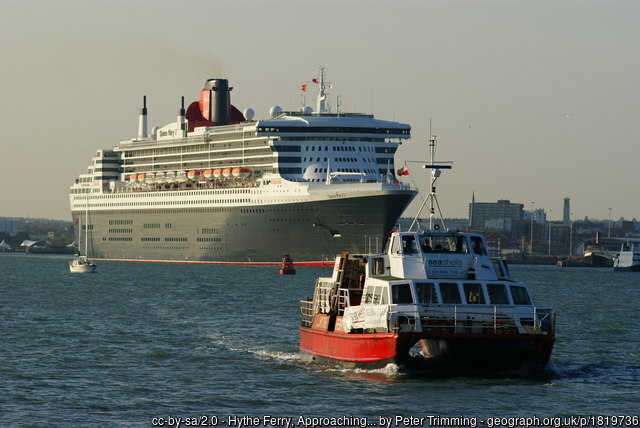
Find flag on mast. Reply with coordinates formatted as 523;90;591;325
396;166;409;176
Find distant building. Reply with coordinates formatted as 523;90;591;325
0;218;19;236
563;197;571;227
469;199;523;230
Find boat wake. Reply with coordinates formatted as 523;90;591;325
548;361;640;384
203;332;302;367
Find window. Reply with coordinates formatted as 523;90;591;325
391;236;401;255
487;284;510;304
370;257;385;275
439;283;461;304
471;236;487;255
510;286;531;305
463;283;485;304
391;283;413;304
401;235;418;255
415;282;437;303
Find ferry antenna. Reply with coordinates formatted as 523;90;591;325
407;123;453;232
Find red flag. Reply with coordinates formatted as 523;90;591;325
301;84;307;92
312;78;319;84
396;166;409;176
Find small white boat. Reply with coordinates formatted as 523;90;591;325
613;239;640;272
69;255;97;273
69;198;97;273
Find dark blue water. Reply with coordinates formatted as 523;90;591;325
2;254;639;426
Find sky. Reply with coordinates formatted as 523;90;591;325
1;0;638;222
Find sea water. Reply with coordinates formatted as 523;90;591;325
1;253;639;427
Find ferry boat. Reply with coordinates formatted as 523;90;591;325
613;239;640;272
69;69;417;264
299;137;557;371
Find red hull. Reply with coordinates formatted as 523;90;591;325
299;326;417;368
299;314;555;371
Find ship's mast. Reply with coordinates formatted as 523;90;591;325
408;131;452;231
316;67;328;113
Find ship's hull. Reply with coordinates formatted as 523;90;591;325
299;326;417;369
300;313;555;371
613;264;640;272
300;328;555;371
419;333;555;371
71;191;415;263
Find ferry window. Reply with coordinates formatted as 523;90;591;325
470;236;487;255
415;282;438;303
439;283;461;304
487;284;510;304
380;287;389;305
391;236;402;255
372;286;383;304
463;283;485;304
391;283;413;304
370;257;385;275
401;235;418;255
509;286;531;305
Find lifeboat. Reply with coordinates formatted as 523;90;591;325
222;168;232;178
187;170;200;181
232;167;252;178
136;173;146;183
176;170;188;183
165;171;176;183
129;173;137;182
155;171;166;184
203;169;214;180
213;168;222;178
145;172;156;183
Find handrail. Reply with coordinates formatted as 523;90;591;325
388;304;556;335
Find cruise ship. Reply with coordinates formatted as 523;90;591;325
69;70;417;264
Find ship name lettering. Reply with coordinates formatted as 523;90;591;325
427;259;462;267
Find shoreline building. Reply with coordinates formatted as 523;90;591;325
563;197;571;227
469;198;524;231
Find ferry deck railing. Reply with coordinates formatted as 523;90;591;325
389;305;556;335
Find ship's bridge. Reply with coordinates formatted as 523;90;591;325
258;114;411;184
367;230;509;281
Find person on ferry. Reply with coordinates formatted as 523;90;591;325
402;235;418;254
421;239;432;253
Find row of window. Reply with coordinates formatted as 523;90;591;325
199;228;220;234
364;282;531;306
108;228;133;234
109;219;133;225
257;126;409;135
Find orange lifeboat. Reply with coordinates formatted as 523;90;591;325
203;169;214;180
136;173;146;183
187;170;200;181
129;174;137;182
233;167;252;178
213;168;222;178
222;168;232;178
